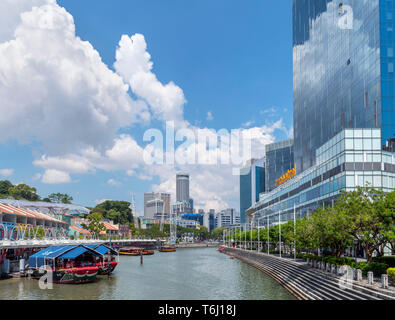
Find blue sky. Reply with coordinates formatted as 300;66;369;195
0;0;293;213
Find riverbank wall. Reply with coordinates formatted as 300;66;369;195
222;247;395;300
176;242;220;248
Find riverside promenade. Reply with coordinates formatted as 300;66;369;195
222;247;395;300
176;242;220;248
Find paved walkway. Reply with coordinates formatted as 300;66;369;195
222;247;395;300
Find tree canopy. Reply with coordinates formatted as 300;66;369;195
8;183;40;201
47;193;73;204
233;186;395;262
90;200;134;226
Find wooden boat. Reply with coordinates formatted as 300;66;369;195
29;245;102;284
119;247;155;256
142;249;155;255
96;260;118;275
159;246;176;252
119;247;141;256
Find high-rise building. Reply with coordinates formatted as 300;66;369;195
265;140;294;192
144;198;164;220
176;173;190;202
144;192;171;217
239;158;266;223
249;1;395;229
214;209;240;229
293;0;395;173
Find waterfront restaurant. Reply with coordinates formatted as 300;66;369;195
248;129;395;230
0;203;68;240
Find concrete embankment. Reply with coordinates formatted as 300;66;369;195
222;247;395;300
176;242;220;248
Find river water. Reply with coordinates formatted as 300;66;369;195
0;247;295;300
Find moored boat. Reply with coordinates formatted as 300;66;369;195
119;247;155;256
28;245;103;284
85;244;119;275
159;245;176;252
118;247;142;256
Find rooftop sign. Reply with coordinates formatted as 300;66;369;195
275;164;297;187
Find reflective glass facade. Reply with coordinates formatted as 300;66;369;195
293;0;395;173
265;140;294;192
253;129;395;226
239;159;265;223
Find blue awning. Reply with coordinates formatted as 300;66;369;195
58;246;89;259
86;244;118;255
28;245;101;268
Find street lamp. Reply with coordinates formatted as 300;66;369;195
239;223;242;248
244;224;247;250
267;215;270;255
250;220;253;250
257;217;265;253
293;203;297;261
279;209;282;259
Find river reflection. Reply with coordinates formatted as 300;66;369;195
0;247;295;300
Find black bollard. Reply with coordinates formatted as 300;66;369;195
140;250;143;265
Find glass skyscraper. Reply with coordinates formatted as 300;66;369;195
265;140;294;192
293;0;395;173
239;159;265;223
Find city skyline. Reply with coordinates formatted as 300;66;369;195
0;1;294;214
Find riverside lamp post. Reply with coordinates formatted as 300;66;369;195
257;217;265;252
267;215;270;255
279;210;282;258
239;223;242;248
250;221;253;250
294;203;297;261
244;224;247;250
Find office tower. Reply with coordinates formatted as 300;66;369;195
176;173;190;202
265;140;294;192
293;0;395;173
239;158;266;223
144;199;164;219
144;192;171;217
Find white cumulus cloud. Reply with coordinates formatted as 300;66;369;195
0;169;14;177
42;169;71;184
0;1;149;154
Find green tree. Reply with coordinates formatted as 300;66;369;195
210;227;227;240
48;193;73;204
83;212;106;236
0;180;12;197
8;183;40;201
336;186;395;263
91;200;133;225
197;226;209;240
294;217;317;252
312;206;354;257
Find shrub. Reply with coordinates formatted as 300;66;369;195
387;268;395;285
355;262;368;271
363;262;389;277
372;256;395;268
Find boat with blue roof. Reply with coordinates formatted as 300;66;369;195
28;244;119;284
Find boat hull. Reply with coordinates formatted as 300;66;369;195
97;261;118;275
32;266;98;284
159;248;176;252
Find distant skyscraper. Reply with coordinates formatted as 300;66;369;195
176;173;190;202
239;158;265;223
144;192;171;217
